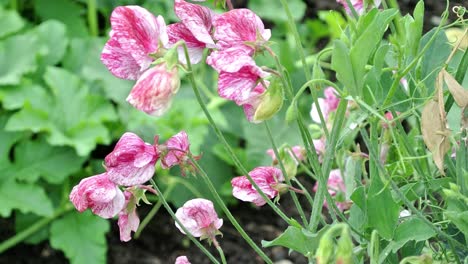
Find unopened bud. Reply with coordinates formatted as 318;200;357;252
336;226;353;264
316;231;334;264
285;103;297;123
253;77;284;122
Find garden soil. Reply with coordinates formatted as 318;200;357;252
0;0;464;263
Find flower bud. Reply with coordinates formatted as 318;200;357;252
336;226;353;264
253;77;283;122
316;231;334;264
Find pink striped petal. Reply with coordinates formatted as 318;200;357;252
218;65;267;105
174;0;215;47
126;63;180;116
161;131;190;169
206;47;255;73
175;198;223;238
242;82;267;123
167;22;206;64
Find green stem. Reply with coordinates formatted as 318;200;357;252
134;183;175;239
214;241;227;264
0;205;73;254
190;158;273;264
149;180;220;264
264;122;308;226
279;0;312;81
87;0;98;37
181;43;293;226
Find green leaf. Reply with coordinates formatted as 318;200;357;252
6;67;118;156
445;211;468;238
0;179;54;217
34;0;88;37
11;137;86;183
0;113;24;165
404;1;424;59
0;33;39;85
366;175;399;240
262;226;327;256
0;7;24;38
248;0;306;22
0;81;50;110
35;20;68;66
63;38;133;103
50;211;109;264
15;213;49;244
332;40;356;95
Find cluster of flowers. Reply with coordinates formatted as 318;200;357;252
101;0;274;123
69;131;224;243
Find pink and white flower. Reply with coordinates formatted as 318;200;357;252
213;9;271;53
69;173;125;219
266;146;306;164
117;191;140;242
231;167;284;206
310;87;340;124
105;132;158;186
174;0;215;47
313;169;351;211
126;63;180;116
313;138;326;163
242;82;267;123
175;198;223;239
336;0;381;15
167;23;207;64
101;6;168;80
161;131;191;169
175;256;191;264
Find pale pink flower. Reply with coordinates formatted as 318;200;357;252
206;48;255;73
175;198;223;239
213;9;271;53
242;82;267;123
101;6;168;80
174;0;215;47
231;167;284;206
313;138;326;163
126;63;180;116
313;169;351;211
167;23;206;64
310;87;340;124
337;0;381;15
69;173;125;219
105;132;158;186
161;131;191;169
266;146;306;164
117;191;140;242
175;256;191;264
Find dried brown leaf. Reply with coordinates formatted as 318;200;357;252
443;69;468;108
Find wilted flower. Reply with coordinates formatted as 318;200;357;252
213;8;271;53
313;169;351;211
101;6;168;80
175;256;191;264
105;132;158;186
117;191;140;242
175;198;223;240
160;131;195;172
70;173;125;219
126;62;180;116
231;167;285;206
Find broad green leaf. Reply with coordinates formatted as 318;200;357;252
50;211;109;264
0;8;24;38
63;38;133;103
0;179;54;217
34;0;88;37
379;218;436;262
0;33;39;85
35;20;68;66
332;39;356;95
0;114;24;165
11;137;86;183
367;175;399;240
404;1;424;60
350;9;398;94
248;0;306;22
262;226;327;256
0;80;50;110
6;67;118;156
15;212;49;244
445;211;468;238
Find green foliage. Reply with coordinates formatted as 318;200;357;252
0;179;53;217
262;226;327;256
50;211;110;264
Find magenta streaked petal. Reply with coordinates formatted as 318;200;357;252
167;23;206;64
126;63;180;116
218;65;267;105
206;47;255;73
101;37;142;80
174;0;215;47
175;198;223;238
241;82;267;123
118;208;140;242
161;131;190;169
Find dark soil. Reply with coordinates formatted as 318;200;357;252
0;0;464;263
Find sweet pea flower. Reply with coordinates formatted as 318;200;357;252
336;0;381;15
160;131;191;169
105;132;158;186
310;87;339;124
175;256;191;264
242;82;267;123
175;198;223;240
101;6;168;80
70;173;125;219
117;191;140;242
313;138;326;163
213;8;271;53
231;167;285;206
126;62;180;116
266;146;306;164
313;169;351;211
167;23;207;64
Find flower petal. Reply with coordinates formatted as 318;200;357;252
174;0;215;47
167;22;206;64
